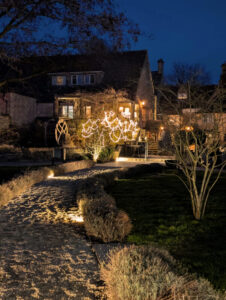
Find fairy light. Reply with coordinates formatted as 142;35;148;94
81;111;139;145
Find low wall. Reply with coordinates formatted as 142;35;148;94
54;160;94;175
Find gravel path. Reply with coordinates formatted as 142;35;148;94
0;166;119;300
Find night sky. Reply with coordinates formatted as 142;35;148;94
117;0;226;83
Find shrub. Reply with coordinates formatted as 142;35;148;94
101;245;224;300
100;245;186;300
94;170;123;187
97;146;115;163
179;278;226;300
0;167;52;208
80;198;132;242
77;184;116;208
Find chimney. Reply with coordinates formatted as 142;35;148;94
221;62;226;74
157;59;164;75
220;62;226;86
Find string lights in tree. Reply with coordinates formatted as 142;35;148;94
82;111;138;144
81;111;139;161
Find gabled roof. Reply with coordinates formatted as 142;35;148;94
0;50;149;102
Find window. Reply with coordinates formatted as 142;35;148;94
178;92;187;100
61;105;74;119
203;114;213;124
85;106;92;118
52;76;66;86
71;74;95;85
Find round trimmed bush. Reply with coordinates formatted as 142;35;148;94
80;199;132;242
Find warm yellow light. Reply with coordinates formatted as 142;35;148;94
93;153;99;162
82;111;138;144
160;126;164;130
48;171;54;178
119;106;123;112
185;126;193;131
141;101;145;106
68;212;84;223
116;157;130;162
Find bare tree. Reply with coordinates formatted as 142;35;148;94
158;84;226;220
167;63;211;86
0;0;140;87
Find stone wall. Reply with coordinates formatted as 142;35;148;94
54;160;94;175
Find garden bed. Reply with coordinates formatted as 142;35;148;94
106;169;226;291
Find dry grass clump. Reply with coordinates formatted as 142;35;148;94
178;278;226;300
101;245;224;300
0;167;52;208
77;183;132;242
101;245;185;300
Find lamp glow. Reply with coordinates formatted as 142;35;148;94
68;213;84;223
48;171;54;178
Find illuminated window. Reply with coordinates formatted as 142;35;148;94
52;76;66;86
124;107;130;116
203;114;213;123
178;92;187;100
71;74;95;85
61;105;74;119
85;106;92;118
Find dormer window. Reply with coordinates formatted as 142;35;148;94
71;74;95;85
177;86;187;100
178;92;187;100
52;76;66;86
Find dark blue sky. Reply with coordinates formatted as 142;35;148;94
117;0;226;83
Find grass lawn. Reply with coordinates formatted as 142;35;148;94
106;169;226;290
